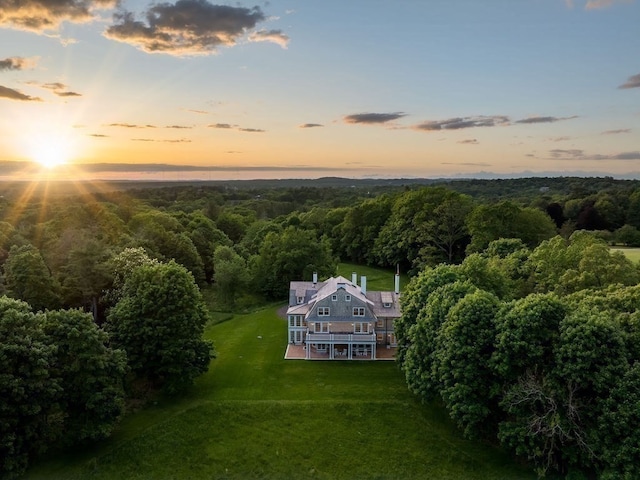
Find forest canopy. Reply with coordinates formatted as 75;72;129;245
1;176;640;478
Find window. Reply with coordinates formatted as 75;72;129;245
383;302;392;308
315;322;329;333
297;296;304;304
354;322;369;334
345;295;351;301
353;307;365;317
332;295;338;301
318;307;330;316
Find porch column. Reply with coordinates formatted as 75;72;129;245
348;342;352;360
306;341;310;359
372;342;376;360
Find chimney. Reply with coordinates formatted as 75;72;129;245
351;272;357;285
361;275;367;295
313;272;318;284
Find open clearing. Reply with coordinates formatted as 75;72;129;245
612;247;640;263
26;273;534;479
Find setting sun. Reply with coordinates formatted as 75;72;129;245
27;131;74;169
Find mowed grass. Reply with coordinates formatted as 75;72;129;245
26;281;534;479
337;262;410;292
611;247;640;264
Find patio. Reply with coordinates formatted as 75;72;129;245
284;343;396;361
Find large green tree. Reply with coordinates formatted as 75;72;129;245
374;187;472;271
3;244;61;311
42;309;127;446
0;298;58;479
213;245;249;307
466;201;556;253
252;226;336;299
106;261;213;393
437;289;500;438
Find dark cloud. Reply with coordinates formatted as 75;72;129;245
27;81;82;97
413;115;509;131
41;82;66;90
618;73;640;89
0;0;117;32
457;139;478;144
165;125;192;129
132;138;154;142
249;29;289;48
549;149;585;159
601;129;631;135
549;136;571;142
0;85;41;101
163;138;191;143
89;133;108;137
515;115;578;124
0;57;36;70
299;123;324;128
109;123;157;128
208;123;264;132
187;109;209;114
343;112;407;124
549;149;640;161
55;90;81;97
612;151;640;160
105;1;284;56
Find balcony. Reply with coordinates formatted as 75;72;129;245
305;332;376;343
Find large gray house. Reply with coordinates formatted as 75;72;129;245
286;273;401;360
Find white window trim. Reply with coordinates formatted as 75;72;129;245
318;307;330;316
353;307;365;317
354;322;369;334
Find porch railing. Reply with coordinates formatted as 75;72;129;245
305;332;376;343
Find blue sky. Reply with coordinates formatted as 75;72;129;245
0;0;638;180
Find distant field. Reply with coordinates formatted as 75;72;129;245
611;247;640;263
26;265;533;480
337;262;410;292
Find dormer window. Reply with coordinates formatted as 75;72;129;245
297;296;304;304
383;302;392;308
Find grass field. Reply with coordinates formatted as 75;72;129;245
611;247;640;264
25;266;534;480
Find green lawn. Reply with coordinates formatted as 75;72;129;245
612;247;640;264
337;262;410;292
26;279;534;479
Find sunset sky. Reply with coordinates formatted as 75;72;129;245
0;0;639;180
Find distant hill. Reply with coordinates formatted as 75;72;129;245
1;176;638;202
